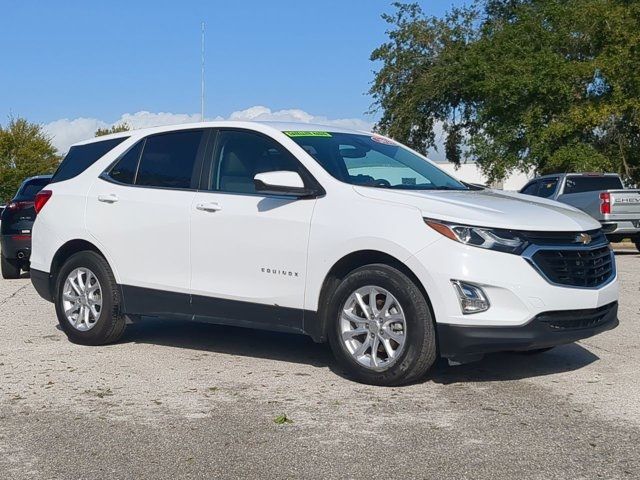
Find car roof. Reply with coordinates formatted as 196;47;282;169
71;121;371;148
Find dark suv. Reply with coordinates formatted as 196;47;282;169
1;175;52;278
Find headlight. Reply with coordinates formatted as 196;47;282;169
425;219;527;254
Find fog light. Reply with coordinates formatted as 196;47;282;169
451;280;490;314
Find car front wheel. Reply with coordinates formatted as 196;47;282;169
327;264;437;386
54;251;126;345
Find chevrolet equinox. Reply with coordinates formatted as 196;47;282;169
30;122;619;385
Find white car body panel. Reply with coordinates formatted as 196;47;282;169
190;190;315;308
86;179;195;294
354;187;601;232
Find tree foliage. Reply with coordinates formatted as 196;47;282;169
0;118;60;203
370;1;640;183
95;123;130;137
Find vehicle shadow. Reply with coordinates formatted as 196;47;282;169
121;317;333;369
430;343;599;385
121;317;600;384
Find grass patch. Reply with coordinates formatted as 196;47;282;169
273;414;293;425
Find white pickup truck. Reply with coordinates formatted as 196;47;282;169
520;173;640;249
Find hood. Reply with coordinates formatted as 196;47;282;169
354;187;601;232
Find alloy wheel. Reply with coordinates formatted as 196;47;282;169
62;267;103;331
339;285;407;371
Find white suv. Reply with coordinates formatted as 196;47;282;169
30;122;619;385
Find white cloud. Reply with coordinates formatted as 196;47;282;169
226;106;374;132
42;106;375;154
43;117;109;153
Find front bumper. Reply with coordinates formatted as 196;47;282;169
437;301;618;357
407;237;619;328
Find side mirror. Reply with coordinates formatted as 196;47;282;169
253;171;316;197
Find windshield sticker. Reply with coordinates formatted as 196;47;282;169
284;131;332;138
371;135;397;145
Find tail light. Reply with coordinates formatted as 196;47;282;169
7;201;33;211
600;192;611;215
34;190;53;214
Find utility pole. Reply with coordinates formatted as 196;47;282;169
201;21;205;122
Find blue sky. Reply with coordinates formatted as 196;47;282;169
0;0;467;152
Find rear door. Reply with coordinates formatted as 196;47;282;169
86;129;210;317
189;129;317;331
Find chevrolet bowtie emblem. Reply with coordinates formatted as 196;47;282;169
576;233;592;245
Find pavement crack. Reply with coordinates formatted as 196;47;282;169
0;284;30;306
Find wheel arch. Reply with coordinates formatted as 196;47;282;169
50;239;112;287
307;249;433;343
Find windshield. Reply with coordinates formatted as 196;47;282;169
285;131;468;191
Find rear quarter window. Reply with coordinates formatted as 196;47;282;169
51;137;128;184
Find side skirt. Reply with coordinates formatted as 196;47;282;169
120;284;318;338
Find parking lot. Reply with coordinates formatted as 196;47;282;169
0;250;638;479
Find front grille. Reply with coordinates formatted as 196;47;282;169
536;302;618;330
530;245;614;288
520;229;606;246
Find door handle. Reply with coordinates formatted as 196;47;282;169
196;202;222;213
98;194;119;204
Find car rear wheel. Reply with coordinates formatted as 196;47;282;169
54;251;126;345
327;264;437;386
634;239;640;253
1;253;21;279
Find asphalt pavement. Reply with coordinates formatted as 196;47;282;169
0;251;638;479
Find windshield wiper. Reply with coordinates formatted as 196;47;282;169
429;186;468;191
387;185;467;191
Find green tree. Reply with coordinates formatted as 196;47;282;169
370;1;640;183
95;122;130;137
0;118;60;203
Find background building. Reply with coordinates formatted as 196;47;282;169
438;162;533;191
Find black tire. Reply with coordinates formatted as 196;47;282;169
635;240;640;253
54;251;126;345
327;264;437;386
1;253;21;279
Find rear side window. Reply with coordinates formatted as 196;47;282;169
109;141;143;185
15;178;50;200
52;137;128;183
564;176;624;194
136;130;205;189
